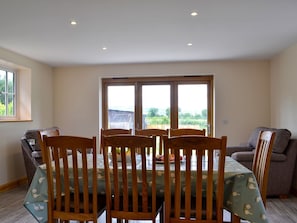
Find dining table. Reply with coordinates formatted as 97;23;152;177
23;154;269;223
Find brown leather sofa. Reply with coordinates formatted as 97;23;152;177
21;127;60;185
227;127;297;197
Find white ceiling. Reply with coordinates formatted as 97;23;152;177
1;0;297;67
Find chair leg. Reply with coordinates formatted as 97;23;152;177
159;207;164;223
106;213;111;223
232;214;240;223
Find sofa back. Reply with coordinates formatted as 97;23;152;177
248;127;291;154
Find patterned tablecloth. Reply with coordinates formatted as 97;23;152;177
24;155;268;223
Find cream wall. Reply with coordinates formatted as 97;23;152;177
0;47;54;186
53;60;270;147
271;42;297;192
271;43;297;136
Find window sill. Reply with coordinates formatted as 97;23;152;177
0;119;33;123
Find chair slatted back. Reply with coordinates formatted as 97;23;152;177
163;135;227;223
135;128;168;155
36;127;60;163
102;135;162;223
169;128;206;155
252;130;276;205
169;128;206;137
43;135;104;222
100;128;132;153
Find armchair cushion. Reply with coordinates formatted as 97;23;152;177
273;128;291;153
232;150;287;162
271;153;287;162
248;127;291;154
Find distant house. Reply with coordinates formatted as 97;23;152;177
108;109;134;129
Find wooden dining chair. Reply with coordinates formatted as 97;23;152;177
232;130;275;223
100;128;132;153
169;128;206;137
135;128;168;155
252;130;276;205
102;134;163;223
170;128;206;155
43;135;105;223
163;135;227;223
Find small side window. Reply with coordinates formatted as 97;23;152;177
0;67;16;119
0;60;31;122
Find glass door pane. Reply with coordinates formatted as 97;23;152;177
107;85;134;130
178;84;208;133
142;85;170;129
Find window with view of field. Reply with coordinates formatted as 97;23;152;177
102;76;213;135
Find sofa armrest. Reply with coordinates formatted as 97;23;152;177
231;151;254;161
21;138;43;185
226;146;253;156
230;151;255;170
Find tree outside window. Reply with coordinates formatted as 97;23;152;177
0;68;16;117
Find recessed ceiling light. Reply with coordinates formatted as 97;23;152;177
191;11;198;17
70;20;77;26
102;47;107;51
187;43;193;46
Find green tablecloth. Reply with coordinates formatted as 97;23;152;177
24;155;268;223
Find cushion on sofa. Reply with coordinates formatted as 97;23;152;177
247;127;291;154
248;127;269;148
272;128;291;153
270;152;287;162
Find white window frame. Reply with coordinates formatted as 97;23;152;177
0;59;31;122
0;67;16;120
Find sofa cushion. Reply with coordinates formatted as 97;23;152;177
248;127;269;148
231;150;287;163
270;152;287;162
272;128;291;154
248;127;291;154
